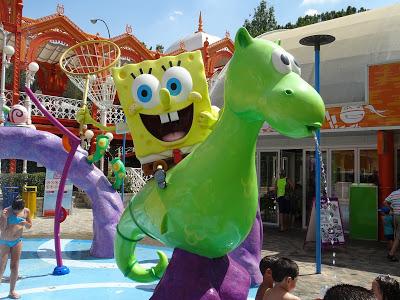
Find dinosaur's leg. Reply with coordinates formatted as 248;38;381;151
114;203;168;283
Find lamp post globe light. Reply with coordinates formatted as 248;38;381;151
299;34;335;275
25;61;39;125
22;61;39;174
0;23;15;125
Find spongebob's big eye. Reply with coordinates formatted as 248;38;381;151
271;48;292;75
132;74;160;108
161;66;193;102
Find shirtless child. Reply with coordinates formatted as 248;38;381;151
0;198;32;299
263;257;300;300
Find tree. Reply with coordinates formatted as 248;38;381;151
243;2;369;33
156;44;164;53
243;0;278;37
279;6;369;29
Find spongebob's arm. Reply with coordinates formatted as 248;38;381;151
198;106;220;130
76;107;116;132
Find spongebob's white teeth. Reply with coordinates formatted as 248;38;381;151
169;111;179;122
160;114;169;124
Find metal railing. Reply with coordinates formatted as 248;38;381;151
125;167;151;196
4;89;125;124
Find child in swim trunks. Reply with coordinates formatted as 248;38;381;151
0;198;32;299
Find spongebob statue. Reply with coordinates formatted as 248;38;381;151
112;51;219;188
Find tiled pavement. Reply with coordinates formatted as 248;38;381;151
24;208;400;299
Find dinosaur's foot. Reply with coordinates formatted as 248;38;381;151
151;248;251;300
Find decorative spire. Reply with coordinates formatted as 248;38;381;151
196;11;203;33
126;24;133;34
56;4;64;15
225;30;230;38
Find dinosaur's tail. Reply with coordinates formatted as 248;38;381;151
114;204;168;283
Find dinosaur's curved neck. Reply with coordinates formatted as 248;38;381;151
195;106;263;169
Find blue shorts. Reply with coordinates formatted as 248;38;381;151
0;238;22;248
385;234;394;241
277;196;290;214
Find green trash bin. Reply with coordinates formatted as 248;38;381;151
349;183;378;240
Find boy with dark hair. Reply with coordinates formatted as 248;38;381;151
255;256;279;300
263;257;300;300
322;284;375;300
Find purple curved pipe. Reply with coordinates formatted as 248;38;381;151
152;248;251;300
0;126;123;257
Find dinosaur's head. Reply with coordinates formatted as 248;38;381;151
225;28;325;138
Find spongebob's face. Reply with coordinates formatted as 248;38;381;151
112;51;213;160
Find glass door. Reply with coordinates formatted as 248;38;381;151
281;150;303;228
258;151;280;225
331;149;355;232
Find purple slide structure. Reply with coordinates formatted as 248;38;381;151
0;126;123;258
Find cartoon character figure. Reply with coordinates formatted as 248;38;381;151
112;51;219;188
111;158;126;190
114;28;325;283
325;104;385;128
86;133;113;164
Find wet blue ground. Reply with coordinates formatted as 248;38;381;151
0;239;258;299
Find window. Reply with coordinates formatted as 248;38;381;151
359;149;378;185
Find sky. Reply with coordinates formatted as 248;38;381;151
23;0;400;50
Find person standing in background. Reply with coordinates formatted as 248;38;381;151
386;189;400;262
275;170;293;232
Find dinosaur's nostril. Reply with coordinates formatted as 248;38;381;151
285;89;293;95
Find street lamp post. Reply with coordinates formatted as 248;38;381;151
90;18;111;39
90;18;111;173
25;62;39;125
0;23;15;177
22;61;39;174
300;34;335;274
0;23;15;125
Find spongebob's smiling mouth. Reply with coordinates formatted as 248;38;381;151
140;104;194;142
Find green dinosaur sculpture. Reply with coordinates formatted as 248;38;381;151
114;28;325;283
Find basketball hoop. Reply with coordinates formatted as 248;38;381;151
59;40;121;134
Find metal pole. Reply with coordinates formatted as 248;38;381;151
0;27;7;125
121;116;126;204
99;108;107;172
314;44;322;274
22;70;32;174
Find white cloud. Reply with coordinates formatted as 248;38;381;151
305;8;319;16
301;0;340;5
168;10;183;22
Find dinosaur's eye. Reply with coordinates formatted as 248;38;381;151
271;49;292;75
131;74;160;108
162;66;193;102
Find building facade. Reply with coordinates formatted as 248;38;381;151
0;0;234;173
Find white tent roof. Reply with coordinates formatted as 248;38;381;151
166;31;221;54
211;4;400;107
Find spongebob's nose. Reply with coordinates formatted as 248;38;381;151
160;88;171;111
